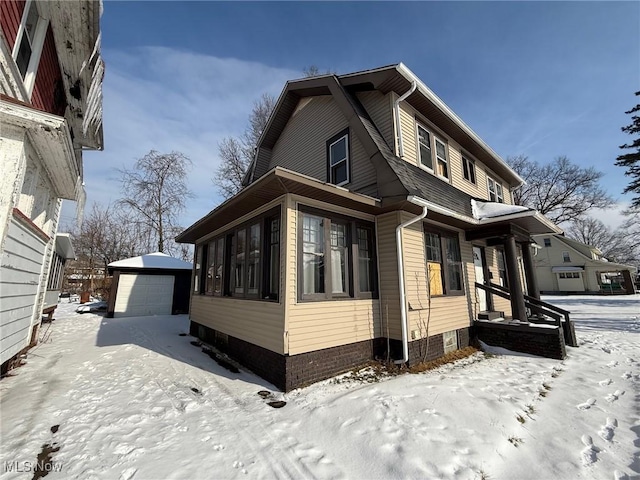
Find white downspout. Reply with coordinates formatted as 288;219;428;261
393;80;417;158
395;196;429;364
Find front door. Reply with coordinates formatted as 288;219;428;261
473;246;488;312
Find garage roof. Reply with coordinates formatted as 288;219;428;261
108;252;192;272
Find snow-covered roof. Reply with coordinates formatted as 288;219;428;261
471;199;532;220
108;252;193;270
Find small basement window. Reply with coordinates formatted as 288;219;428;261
443;330;458;354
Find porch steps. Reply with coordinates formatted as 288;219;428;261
478;311;505;321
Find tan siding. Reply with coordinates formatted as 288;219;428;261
398;101;418;165
268;96;377;194
401;216;474;337
356;91;394;149
376;211;402;340
191;296;285;354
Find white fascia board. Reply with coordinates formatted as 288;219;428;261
55;233;75;259
0;101;78;199
396;63;525;187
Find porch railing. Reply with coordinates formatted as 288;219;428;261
475;282;578;347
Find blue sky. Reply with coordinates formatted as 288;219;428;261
62;1;639;231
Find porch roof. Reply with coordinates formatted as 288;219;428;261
176;167;381;244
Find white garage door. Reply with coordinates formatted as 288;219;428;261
114;274;174;317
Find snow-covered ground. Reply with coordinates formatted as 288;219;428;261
1;295;638;480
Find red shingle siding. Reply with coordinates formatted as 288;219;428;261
0;0;26;51
31;25;66;116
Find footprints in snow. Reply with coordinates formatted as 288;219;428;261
605;390;625;403
598;417;618;441
257;390;287;408
598;378;612;387
580;434;600;466
577;398;596;410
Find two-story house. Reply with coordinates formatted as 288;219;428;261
177;64;564;391
533;234;637;294
0;0;103;372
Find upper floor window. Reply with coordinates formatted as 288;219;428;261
487;177;504;203
327;129;350;186
416;123;449;180
543;238;551;247
462;155;476;184
562;251;571;263
12;0;47;94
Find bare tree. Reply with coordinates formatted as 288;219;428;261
118;150;193;253
620;206;640;261
507;155;615;224
213;93;276;199
566;216;636;264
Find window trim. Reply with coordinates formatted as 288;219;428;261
326;128;350;187
297;206;377;302
462;154;477;185
487;177;504;203
423;225;465;297
415;121;450;181
562;251;571;263
12;0;48;97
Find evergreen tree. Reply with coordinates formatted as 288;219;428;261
615;91;640;207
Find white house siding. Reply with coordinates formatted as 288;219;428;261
0;216;48;364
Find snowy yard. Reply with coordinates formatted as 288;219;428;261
1;296;638;480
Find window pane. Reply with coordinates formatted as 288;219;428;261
206;240;216;294
303;215;324;294
496;183;504;203
425;232;441;262
332;161;348;185
436;140;448;178
330;223;348;294
463;157;470;180
357;227;373;292
330;137;347;166
234;229;246;294
248;223;261;294
268;217;280;299
418;126;432;169
445;236;463;292
16;34;32;77
214;238;224;295
194;246;202;293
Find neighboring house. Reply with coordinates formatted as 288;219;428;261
177;64;565;391
106;253;192;318
533;234;637;295
0;0;103;371
41;233;75;320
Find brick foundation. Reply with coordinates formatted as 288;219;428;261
474;321;566;360
191;321;473;391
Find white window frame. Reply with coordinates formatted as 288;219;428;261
329;134;349;186
462;155;476;184
11;0;48;97
487;177;504;203
562;251;571;263
416;122;449;181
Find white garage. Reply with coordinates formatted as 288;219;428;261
107;253;193;318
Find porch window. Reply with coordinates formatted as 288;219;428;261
424;227;464;296
299;208;377;301
206;237;225;296
462;155;476;184
327;129;350;186
488;177;504;203
497;248;507;287
194;207;280;301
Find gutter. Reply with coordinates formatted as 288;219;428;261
395;195;429;364
393;80;417;158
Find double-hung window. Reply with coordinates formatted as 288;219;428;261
424;227;464;296
462;155;476;184
206;237;225;296
12;0;47;94
299;209;377;301
417;123;449;180
562;251;571;263
487;177;504;203
327;129;349;186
